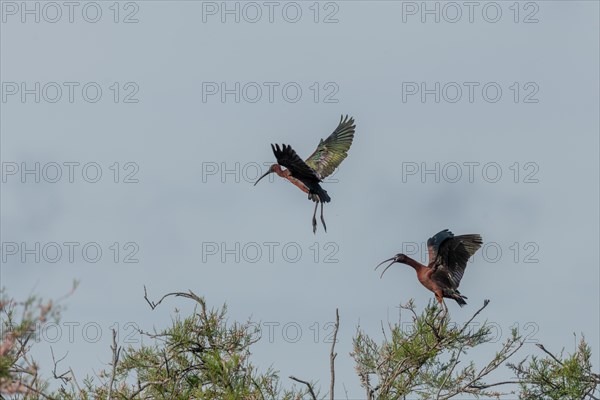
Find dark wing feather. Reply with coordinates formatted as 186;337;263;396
430;233;483;289
305;115;356;179
271;144;320;182
427;229;455;265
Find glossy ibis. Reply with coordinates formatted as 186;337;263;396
254;115;356;233
376;229;482;314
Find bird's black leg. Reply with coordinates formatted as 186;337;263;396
312;201;318;234
320;202;327;233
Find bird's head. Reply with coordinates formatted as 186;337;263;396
375;253;408;278
254;164;281;186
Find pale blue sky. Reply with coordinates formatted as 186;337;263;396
1;1;599;398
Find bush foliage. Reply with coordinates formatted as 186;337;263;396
1;287;598;399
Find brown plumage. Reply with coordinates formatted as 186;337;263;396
376;229;483;313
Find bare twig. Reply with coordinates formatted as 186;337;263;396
458;299;490;337
469;380;523;389
436;343;465;398
50;347;71;384
144;286;202;310
585;389;600;400
330;308;340;400
342;383;349;400
449;335;526;399
535;344;563;366
127;379;170;399
106;329;121;400
68;367;83;394
289;376;318;400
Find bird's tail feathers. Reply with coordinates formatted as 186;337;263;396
309;186;331;203
447;290;468;307
454;295;467;307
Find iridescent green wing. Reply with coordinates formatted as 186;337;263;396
304;115;356;179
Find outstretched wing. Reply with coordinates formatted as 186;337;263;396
427;229;455;265
271;144;320;182
429;230;483;289
305;115;356;179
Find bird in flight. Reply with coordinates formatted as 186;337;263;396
254;115;356;233
376;229;483;315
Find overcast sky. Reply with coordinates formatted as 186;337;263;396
1;1;599;398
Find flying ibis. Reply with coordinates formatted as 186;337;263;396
254;115;356;233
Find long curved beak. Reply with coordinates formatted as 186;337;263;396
375;257;397;279
254;170;272;186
